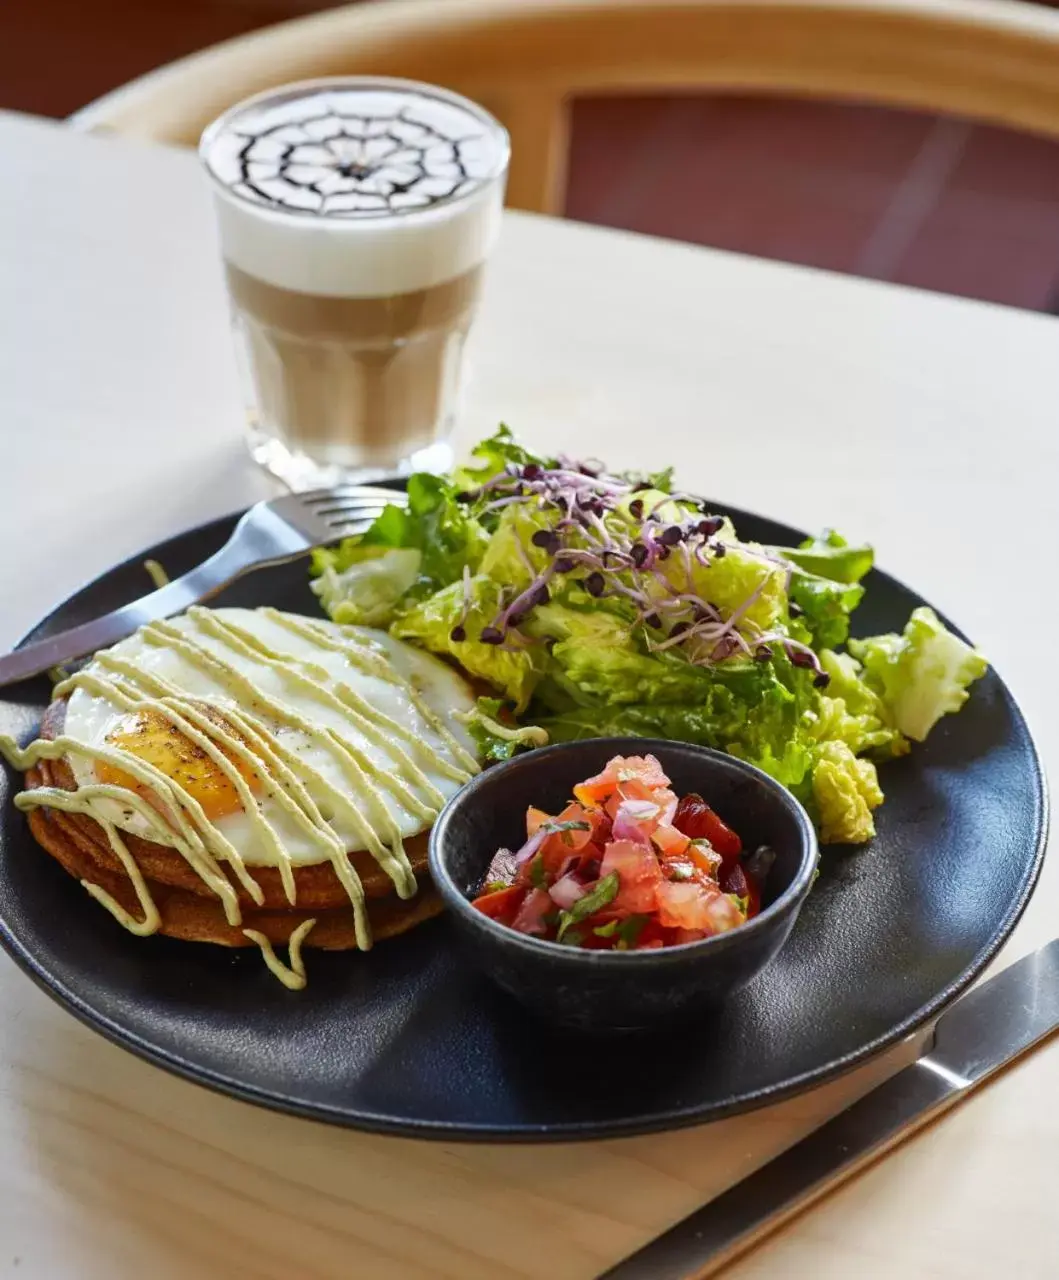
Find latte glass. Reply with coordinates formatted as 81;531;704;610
200;78;509;488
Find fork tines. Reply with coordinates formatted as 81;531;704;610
291;484;408;534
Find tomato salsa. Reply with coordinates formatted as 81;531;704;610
470;754;774;949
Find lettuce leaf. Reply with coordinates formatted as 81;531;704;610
805;694;909;761
816;649;909;760
537;655;819;793
788;570;864;650
765;530;870;648
391;575;545;711
452;425;552;492
848;607;988;742
310;546;421;626
311;473;488;618
777;530;874;584
618;466;675;493
525;599;714;709
811;741;884;844
673;541;789;632
462;697;549;762
478;504;553;589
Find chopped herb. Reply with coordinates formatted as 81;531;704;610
556;871;619;941
538;817;592;847
483;880;509;894
730;894;749;915
528;854;547;888
559;928;585;947
593;919;620;937
615;915;649;948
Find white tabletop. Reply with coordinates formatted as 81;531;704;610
1;108;1058;1279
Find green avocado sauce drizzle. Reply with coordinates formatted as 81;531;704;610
0;608;478;988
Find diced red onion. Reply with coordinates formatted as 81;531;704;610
514;828;549;865
612;798;660;843
549;874;588;909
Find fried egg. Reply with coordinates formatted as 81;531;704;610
62;608;478;866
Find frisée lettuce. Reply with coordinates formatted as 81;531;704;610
310;428;988;844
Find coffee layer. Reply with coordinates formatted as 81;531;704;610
227;261;482;466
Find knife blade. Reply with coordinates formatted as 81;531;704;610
600;938;1059;1280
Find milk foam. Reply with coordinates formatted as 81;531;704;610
201;80;509;298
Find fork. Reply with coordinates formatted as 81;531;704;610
0;485;407;688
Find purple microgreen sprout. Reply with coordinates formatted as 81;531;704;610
468;451;827;677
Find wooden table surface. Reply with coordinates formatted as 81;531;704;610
1;109;1058;1280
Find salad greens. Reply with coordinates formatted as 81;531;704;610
311;428;988;844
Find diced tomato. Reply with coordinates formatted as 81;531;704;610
615;754;671;789
565;843;604;883
688;839;722;879
703;892;746;934
584;804;610;841
575;776;618;807
661;853;692;879
471;885;525;925
673;794;742;871
655;788;679;826
632;918;670;949
655;880;711;930
605;780;662;827
514;851;541;888
656;879;743;932
558;802;598;849
510;887;554;936
600;839;663;914
619;777;660;805
538;842;569;878
652;823;690;857
526;807;552;837
576;926;618;951
530;802;599;875
722;863;761;918
574;753;671;807
530;801;599;844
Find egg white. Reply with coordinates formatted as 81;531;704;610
63;608;478;867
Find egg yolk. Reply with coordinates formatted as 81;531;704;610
96;704;260;820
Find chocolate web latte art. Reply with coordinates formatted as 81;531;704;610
201;79;509;485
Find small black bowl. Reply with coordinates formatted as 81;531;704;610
429;738;818;1033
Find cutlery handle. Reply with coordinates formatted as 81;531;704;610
0;540;255;688
599;1058;958;1280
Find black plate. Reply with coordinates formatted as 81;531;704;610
0;503;1046;1140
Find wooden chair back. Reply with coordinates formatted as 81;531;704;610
72;0;1059;213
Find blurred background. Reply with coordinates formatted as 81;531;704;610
8;0;1059;313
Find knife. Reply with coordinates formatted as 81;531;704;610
600;938;1059;1280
